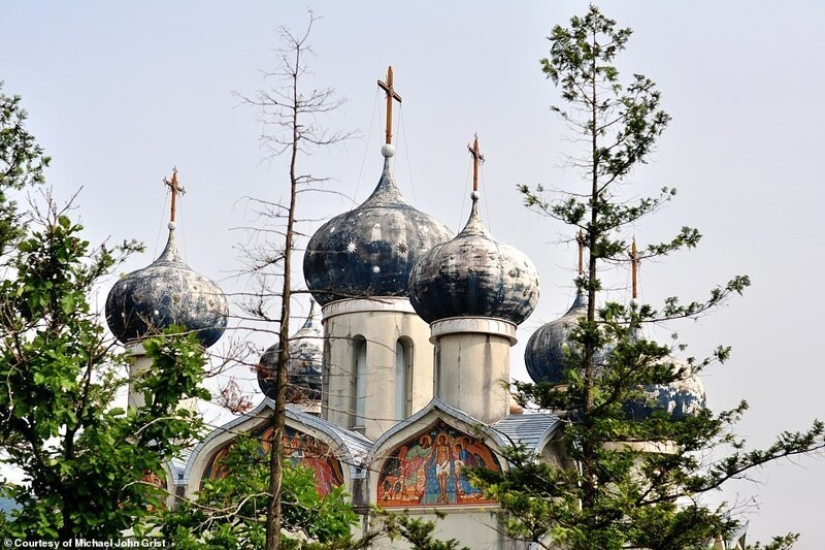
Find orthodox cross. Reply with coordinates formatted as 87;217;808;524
377;66;403;145
163;167;186;223
630;238;639;300
467;134;485;193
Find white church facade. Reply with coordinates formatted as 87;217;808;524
104;69;735;549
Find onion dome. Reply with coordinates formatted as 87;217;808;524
258;301;323;403
408;191;540;324
303;144;453;305
105;222;228;348
623;356;707;420
524;291;587;384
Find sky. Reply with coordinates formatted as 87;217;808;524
2;1;824;546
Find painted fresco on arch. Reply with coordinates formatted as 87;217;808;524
201;425;344;497
377;421;501;507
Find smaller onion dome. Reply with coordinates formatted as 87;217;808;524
258;301;323;403
105;222;228;348
303;145;453;305
408;191;540;325
623;356;706;420
524;291;587;384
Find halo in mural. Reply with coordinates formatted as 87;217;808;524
377;421;501;507
202;425;344;497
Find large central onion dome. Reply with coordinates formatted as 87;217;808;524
258;301;323;404
303;145;453;305
408;191;539;325
106;222;228;348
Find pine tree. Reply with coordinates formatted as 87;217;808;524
469;7;824;550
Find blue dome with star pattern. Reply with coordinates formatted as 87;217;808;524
303;145;452;305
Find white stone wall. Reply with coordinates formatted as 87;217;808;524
368;509;521;550
432;318;516;425
322;298;434;441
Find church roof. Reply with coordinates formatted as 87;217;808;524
491;412;561;454
368;398;562;462
181;398;374;485
105;170;229;350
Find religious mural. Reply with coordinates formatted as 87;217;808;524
202;425;345;497
378;421;501;507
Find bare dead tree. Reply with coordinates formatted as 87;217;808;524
235;13;353;550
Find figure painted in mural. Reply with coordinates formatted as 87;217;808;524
377;422;501;508
302;437;342;496
453;443;473;497
204;426;344;497
403;435;432;501
432;433;455;504
380;435;433;504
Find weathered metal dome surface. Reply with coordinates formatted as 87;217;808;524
258;301;324;402
408;192;539;325
623;356;707;420
524;291;587;384
105;223;228;348
303;145;453;305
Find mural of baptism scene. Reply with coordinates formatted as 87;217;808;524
202;425;345;497
378;421;501;507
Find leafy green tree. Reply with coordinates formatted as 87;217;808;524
469;6;825;550
156;435;377;550
0;83;49;255
0;85;210;541
381;513;469;550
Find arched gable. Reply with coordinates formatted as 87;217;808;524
377;419;502;507
367;398;510;508
184;399;370;499
200;423;345;496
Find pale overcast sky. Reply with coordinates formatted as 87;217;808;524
2;1;824;546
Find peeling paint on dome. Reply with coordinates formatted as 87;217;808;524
624;357;707;420
524;292;588;384
408;194;539;325
105;225;228;348
303;150;452;305
258;301;323;403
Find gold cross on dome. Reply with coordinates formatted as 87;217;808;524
467;134;485;193
377;66;403;145
163;167;186;223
